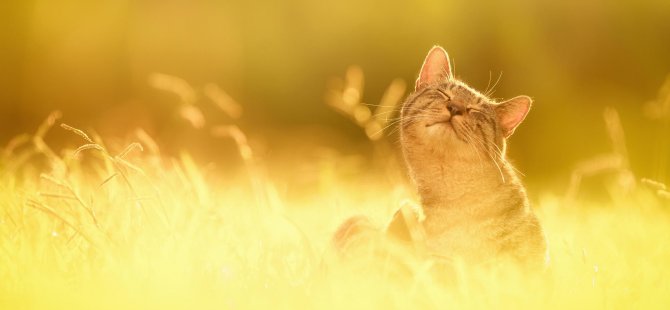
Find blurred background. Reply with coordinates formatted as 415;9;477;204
1;0;669;194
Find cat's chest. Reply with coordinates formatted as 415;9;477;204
423;207;501;238
420;198;523;257
422;212;509;261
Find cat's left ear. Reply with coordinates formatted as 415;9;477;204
415;46;453;90
495;96;532;138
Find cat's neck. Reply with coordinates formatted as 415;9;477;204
407;150;523;211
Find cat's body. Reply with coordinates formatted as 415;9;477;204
333;46;547;268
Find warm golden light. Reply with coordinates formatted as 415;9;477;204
1;0;669;309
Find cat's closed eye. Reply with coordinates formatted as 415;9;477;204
436;89;451;101
426;90;450;101
466;107;483;114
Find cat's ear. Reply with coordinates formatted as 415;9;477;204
415;46;452;90
495;96;532;138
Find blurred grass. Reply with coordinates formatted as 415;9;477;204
0;107;669;309
1;1;670;308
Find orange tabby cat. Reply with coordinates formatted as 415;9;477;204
333;46;547;268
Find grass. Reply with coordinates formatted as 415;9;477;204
0;117;668;309
1;73;669;309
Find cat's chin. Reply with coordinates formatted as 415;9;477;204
421;122;463;146
424;121;454;136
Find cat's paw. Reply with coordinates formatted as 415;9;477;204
331;215;380;257
386;200;426;249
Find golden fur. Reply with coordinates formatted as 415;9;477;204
333;46;547;269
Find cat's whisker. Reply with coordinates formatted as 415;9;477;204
479;140;525;178
360;103;399;108
374;110;401;116
461;124;506;183
481;139;524;178
484;71;493;96
375;119;404;136
485;71;503;98
378;114;430;137
458;122;485;173
467;125;490;174
484;146;506;183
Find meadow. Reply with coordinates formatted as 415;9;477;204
1;74;669;309
3;0;670;308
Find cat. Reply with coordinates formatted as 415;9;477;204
333;46;547;269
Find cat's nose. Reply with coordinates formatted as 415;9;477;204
447;102;463;116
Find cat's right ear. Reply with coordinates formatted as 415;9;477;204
415;46;452;91
495;96;532;138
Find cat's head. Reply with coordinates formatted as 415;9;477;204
400;46;531;161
